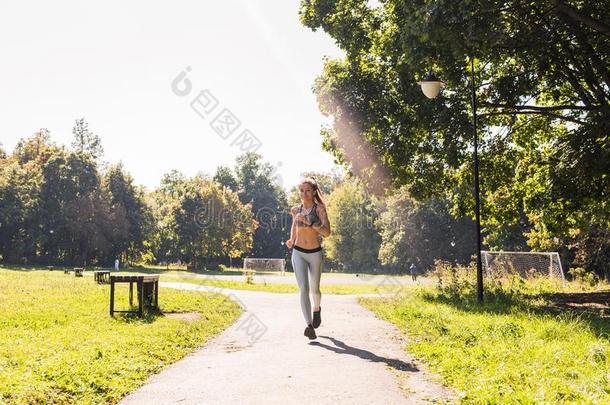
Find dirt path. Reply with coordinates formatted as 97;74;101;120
120;282;456;404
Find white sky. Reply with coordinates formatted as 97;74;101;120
0;0;345;192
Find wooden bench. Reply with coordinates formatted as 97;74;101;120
74;267;83;277
47;266;54;271
94;270;111;284
109;275;159;317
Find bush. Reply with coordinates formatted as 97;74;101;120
430;259;577;305
568;267;600;287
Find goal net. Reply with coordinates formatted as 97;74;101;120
243;258;286;274
481;251;565;280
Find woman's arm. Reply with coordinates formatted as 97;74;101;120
286;206;298;248
311;204;331;237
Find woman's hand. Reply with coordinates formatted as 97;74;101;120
285;239;294;248
295;213;311;226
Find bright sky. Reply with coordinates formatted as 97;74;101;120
0;0;345;193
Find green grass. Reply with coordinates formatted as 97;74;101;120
161;275;396;295
44;264;407;295
360;284;610;404
3;263;418;283
119;263;416;279
0;267;242;404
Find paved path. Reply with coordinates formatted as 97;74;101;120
120;282;455;404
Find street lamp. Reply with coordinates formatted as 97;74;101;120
418;57;484;303
417;72;444;99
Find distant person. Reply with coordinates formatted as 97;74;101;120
114;259;119;271
285;177;331;340
410;263;418;281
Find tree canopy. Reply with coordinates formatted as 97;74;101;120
299;0;609;278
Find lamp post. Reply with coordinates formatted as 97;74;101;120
418;57;484;303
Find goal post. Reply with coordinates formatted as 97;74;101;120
243;258;286;275
481;251;565;280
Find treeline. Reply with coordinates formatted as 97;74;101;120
311;175;475;273
0;125;151;266
1;121;607;279
0;123;291;268
0;123;476;273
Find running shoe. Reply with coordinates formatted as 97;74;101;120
304;323;317;339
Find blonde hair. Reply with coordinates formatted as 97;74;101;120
300;177;326;206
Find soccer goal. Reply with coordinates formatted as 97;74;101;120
481;251;565;280
243;258;286;275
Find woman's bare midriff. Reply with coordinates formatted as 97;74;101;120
295;226;322;249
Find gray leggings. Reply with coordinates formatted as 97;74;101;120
291;248;323;325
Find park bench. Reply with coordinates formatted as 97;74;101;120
74;267;83;277
94;270;110;284
46;266;54;271
109;274;159;317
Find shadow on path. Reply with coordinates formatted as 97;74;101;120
310;335;419;372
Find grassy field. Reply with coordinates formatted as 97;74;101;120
360;276;610;404
25;264;409;295
161;276;398;295
87;263;416;279
0;267;242;404
5;264;607;403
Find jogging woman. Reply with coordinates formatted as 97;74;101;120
285;177;331;340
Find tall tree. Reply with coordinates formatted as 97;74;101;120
14;128;55;164
234;152;290;259
299;1;608;198
168;175;256;268
103;163;153;265
323;178;382;272
213;166;239;192
377;186;474;272
71;118;104;160
0;159;37;262
39;150;110;264
300;0;609;277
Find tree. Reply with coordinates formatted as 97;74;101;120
377;186;474;272
39;150;110;264
167;175;256;268
300;0;609;277
220;186;257;267
213;166;239;192
0;159;37;262
14;128;55;164
234;153;290;259
0;130;151;267
103;163;153;265
323;178;382;272
71;118;104;160
299;1;608;197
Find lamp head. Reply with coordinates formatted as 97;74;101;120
417;71;444;99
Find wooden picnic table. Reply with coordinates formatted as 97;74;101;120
109;274;159;317
94;270;110;284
